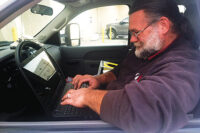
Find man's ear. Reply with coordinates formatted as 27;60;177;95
158;16;171;34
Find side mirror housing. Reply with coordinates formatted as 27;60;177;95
65;23;81;46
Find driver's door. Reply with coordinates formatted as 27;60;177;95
59;5;130;77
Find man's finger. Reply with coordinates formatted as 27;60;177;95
60;98;73;105
61;89;73;100
77;78;89;89
73;79;80;89
72;77;78;85
72;75;81;85
77;80;84;89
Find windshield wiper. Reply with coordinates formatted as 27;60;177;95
0;41;13;47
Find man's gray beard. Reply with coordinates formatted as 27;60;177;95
135;27;163;59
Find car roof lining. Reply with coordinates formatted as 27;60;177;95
54;0;132;7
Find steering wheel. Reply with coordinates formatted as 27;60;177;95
15;40;42;64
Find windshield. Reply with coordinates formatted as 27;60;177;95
0;0;64;46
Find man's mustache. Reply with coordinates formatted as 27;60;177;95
134;42;143;47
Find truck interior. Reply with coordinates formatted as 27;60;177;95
0;0;200;132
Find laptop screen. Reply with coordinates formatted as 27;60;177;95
21;48;66;112
23;50;56;81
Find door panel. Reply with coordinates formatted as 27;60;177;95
0;120;125;133
60;45;129;77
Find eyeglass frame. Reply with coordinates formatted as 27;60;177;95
130;20;158;39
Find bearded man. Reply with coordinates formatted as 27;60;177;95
61;0;200;132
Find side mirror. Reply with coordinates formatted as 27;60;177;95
65;23;81;46
31;4;53;16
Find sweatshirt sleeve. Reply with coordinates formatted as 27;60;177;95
100;58;200;133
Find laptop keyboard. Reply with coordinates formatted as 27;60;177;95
54;104;99;119
53;83;100;119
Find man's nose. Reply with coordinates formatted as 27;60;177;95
130;35;138;43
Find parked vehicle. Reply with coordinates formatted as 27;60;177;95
106;17;129;39
0;0;200;132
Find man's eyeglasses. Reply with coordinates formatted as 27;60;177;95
130;21;157;39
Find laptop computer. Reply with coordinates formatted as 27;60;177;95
21;48;99;120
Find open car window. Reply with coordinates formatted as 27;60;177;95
60;5;129;46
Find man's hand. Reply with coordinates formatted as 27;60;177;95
60;88;108;114
72;74;100;89
61;88;88;108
